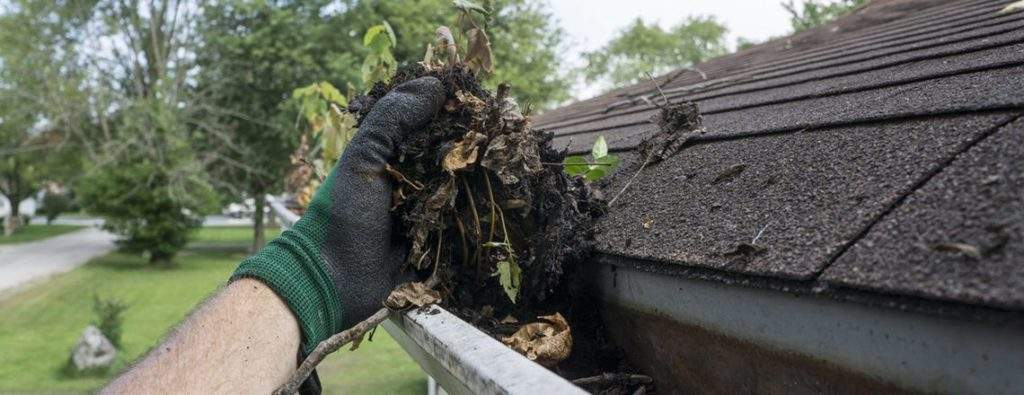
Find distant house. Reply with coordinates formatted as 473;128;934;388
534;0;1024;392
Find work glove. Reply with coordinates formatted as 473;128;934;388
232;77;446;353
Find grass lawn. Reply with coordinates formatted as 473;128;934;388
0;226;425;394
0;225;84;245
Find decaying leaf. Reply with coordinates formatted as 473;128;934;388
501;313;572;367
723;243;767;257
426;178;457;211
443;131;487;173
481;131;543;185
385;163;424;191
435;26;459;64
712;163;747;185
455;90;487;112
465;27;494;73
385;282;441;311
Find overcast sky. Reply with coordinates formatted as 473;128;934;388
548;0;793;99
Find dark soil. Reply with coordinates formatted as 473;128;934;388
353;64;648;393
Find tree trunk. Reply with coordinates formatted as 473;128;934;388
4;196;20;237
252;192;266;253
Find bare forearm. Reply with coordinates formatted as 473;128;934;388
103;278;301;394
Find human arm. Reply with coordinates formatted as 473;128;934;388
102;278;301;394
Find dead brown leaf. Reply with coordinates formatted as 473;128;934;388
501;312;572;367
456;90;487;112
385;282;441;311
465;27;494;73
443;131;487;173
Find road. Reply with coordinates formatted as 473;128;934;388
0;227;117;294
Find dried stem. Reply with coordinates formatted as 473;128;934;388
273;309;389;395
461;176;484;273
608;153;652;207
274;275;441;395
572;373;653;387
483;172;498;243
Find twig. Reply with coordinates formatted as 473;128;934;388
274;275;441;395
644;71;670;108
608;153;652;207
540;162;616;167
751;222;771;245
461;176;484;272
572;373;653;387
274;308;389;395
299;158;324;183
483;172;498;243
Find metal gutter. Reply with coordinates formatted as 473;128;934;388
265;195;298;229
595;259;1024;394
383;306;587;395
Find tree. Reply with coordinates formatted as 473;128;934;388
783;0;868;32
70;0;220;263
196;1;339;252
0;0;91;236
582;16;728;88
76;97;217;264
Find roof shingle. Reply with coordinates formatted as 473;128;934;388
537;0;1024;312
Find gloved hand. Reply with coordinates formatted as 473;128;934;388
232;77;446;353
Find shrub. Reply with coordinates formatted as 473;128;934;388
76;97;219;265
40;192;72;224
92;295;128;348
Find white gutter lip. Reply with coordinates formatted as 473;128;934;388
384;305;586;395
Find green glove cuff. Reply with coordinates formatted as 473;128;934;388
231;225;343;354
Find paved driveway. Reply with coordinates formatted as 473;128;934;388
0;227;116;293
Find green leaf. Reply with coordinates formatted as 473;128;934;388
496;260;521;303
382;20;397;46
563;156;589;176
453;0;489;15
584;167;607;182
318;82;347;106
594;153;619;170
363;24;386;47
592;136;609;158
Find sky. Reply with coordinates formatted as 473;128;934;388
547;0;794;98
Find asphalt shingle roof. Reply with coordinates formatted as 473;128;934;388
535;0;1024;313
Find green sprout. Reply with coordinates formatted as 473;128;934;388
562;136;620;181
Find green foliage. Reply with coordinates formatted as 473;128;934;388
362;21;399;88
582;16;728;87
40;192;72;224
291;81;358;172
484;241;521;303
92;295;128;348
77;97;218;265
563;136;620;182
328;0;570;109
783;0;868;32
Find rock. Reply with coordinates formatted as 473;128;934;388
71;325;116;371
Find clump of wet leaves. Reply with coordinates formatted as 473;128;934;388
355;63;604;368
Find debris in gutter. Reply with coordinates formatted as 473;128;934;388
712;163;748;185
501;312;573;367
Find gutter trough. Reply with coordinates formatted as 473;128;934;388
595;257;1024;394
